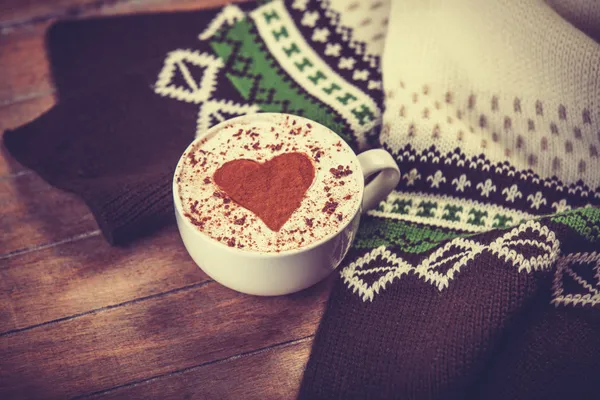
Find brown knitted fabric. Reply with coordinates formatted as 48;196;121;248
298;217;600;399
4;5;254;244
47;7;224;98
4;73;197;244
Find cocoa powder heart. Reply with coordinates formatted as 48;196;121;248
213;152;315;231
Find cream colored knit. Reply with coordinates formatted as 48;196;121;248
381;0;600;191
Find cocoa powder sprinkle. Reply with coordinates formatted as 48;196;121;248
330;165;353;178
311;146;324;162
289;126;302;136
187;152;198;167
322;201;339;214
184;213;204;228
268;143;283;152
190;200;199;214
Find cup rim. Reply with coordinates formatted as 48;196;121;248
172;112;364;258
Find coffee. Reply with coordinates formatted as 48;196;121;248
175;115;362;253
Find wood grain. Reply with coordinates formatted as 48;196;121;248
0;0;113;28
0;277;330;399
0;94;55;177
0;0;248;30
91;337;313;400
0;172;98;256
0;2;325;400
0;30;52;106
0;94;55;135
0;226;208;334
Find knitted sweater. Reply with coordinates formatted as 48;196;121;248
301;1;600;398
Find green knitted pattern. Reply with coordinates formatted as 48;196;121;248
354;216;467;253
552;207;600;243
210;14;355;145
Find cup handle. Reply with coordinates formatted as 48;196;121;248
357;149;401;213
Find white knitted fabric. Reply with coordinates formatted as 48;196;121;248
326;0;390;59
381;0;600;191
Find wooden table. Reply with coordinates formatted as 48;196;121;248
0;1;332;398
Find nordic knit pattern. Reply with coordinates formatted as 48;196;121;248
299;1;600;399
154;0;386;148
341;0;600;301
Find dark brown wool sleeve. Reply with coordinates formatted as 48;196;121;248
45;8;224;98
4;73;198;244
3;4;256;244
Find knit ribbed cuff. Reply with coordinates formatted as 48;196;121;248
3;73;197;245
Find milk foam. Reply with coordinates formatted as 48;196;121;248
175;114;362;253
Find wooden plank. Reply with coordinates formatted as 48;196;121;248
0;275;330;399
0;3;322;400
0;93;55;134
0;30;52;106
92;0;250;18
91;337;313;399
0;172;98;256
0;225;208;334
0;0;248;30
0;94;55;176
0;0;111;28
0;151;27;180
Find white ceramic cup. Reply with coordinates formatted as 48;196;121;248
173;113;400;296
